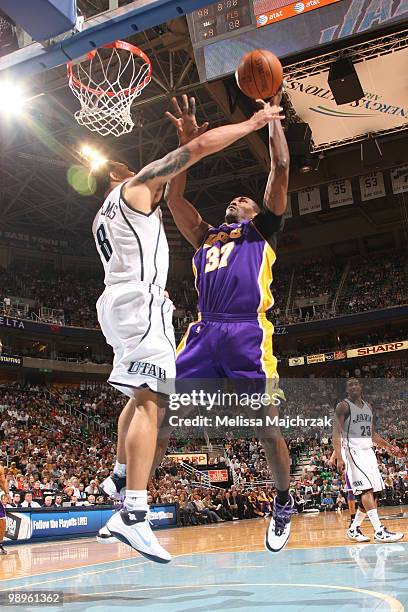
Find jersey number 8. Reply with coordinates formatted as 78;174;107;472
96;223;113;262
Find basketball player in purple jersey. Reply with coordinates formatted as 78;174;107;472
166;94;295;553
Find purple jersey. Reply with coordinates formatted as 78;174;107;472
177;210;282;382
193;218;278;315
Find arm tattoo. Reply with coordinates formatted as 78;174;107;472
137;146;191;184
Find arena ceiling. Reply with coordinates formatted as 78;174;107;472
0;1;407;254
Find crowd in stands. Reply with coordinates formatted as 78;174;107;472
0;251;406;331
338;252;407;315
0;383;120;509
0;380;407;519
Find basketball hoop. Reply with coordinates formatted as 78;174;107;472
67;40;151;137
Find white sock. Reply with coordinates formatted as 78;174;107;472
351;508;366;529
367;509;382;532
113;462;126;478
124;490;148;511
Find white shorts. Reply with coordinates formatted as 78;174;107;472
342;446;384;495
97;282;176;398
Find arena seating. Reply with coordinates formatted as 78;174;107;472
0;251;406;332
1;380;406;519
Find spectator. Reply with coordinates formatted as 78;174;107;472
21;493;41;508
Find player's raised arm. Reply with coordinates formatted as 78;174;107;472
164;169;210;250
126;99;284;195
263;90;290;216
164;96;211;249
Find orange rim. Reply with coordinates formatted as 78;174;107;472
67;40;151;97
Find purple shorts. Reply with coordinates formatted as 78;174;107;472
345;473;355;500
0;503;5;519
176;314;278;381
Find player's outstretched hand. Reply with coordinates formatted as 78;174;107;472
250;99;285;130
165;94;209;145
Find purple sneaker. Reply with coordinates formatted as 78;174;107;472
265;495;297;553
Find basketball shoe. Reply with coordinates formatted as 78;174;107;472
347;526;370;542
104;508;172;563
102;473;126;500
265;495;297;553
374;526;404;543
96;525;118;545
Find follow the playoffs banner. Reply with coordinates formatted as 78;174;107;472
286;47;408;149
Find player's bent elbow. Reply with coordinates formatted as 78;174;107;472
275;158;290;173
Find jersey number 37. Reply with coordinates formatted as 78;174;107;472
205;243;235;273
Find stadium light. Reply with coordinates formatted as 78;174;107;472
80;144;107;170
0;81;25;114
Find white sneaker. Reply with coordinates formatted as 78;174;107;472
265;495;297;553
102;474;126;500
96;525;118;545
374;527;404;543
106;509;172;563
347;526;370;542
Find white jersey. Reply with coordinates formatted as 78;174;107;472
92;182;169;289
342;398;373;451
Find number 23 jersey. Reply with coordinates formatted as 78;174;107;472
192;209;283;315
342;398;373;451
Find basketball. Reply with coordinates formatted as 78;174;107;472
236;49;283;100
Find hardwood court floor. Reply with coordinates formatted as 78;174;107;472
0;507;407;611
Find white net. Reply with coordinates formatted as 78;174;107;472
67;42;151;137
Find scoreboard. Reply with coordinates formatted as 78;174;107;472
189;1;253;44
187;0;408;82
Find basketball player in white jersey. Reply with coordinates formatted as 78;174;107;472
333;378;404;543
91;96;285;563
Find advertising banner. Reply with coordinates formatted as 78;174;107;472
306;353;326;364
286;47;408;149
5;504;178;543
255;0;341;28
288;356;305;367
347;341;408;358
167;453;208;465
208;469;229;483
31;511;102;538
147;504;178;528
5;512;33;541
0;354;22;367
0;314;102;341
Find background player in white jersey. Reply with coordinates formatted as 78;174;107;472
333;378;404;543
90;97;285;563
